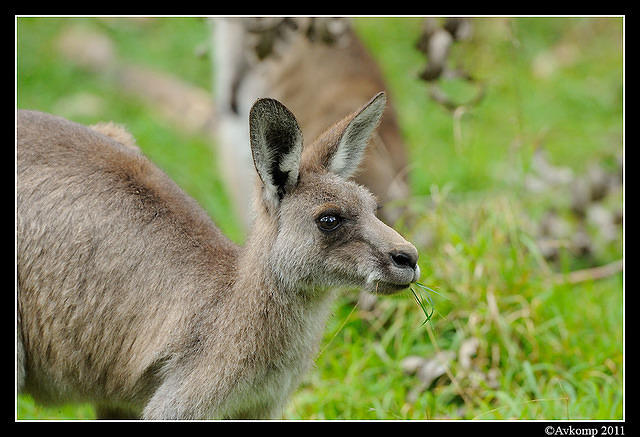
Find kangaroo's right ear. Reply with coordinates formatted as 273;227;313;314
249;98;304;212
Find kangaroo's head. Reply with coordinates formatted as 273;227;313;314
249;92;419;295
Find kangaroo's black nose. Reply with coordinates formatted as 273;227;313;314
390;249;418;270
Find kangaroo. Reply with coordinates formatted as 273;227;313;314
17;92;420;420
211;17;410;231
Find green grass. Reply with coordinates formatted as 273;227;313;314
16;16;623;421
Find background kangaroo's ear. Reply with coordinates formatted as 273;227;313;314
249;98;303;209
326;92;387;179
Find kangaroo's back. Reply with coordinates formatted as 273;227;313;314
17;110;238;409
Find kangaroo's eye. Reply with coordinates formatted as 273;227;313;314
317;214;342;232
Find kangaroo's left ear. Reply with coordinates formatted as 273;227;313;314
325;92;387;179
249;98;303;211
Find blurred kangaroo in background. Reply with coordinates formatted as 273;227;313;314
17;92;420;419
211;17;411;231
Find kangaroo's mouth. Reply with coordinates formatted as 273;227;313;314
363;264;420;295
368;280;412;295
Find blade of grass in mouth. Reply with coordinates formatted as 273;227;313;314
409;282;442;326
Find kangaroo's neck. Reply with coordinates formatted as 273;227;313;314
228;215;336;363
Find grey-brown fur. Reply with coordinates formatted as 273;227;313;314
17;93;419;419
